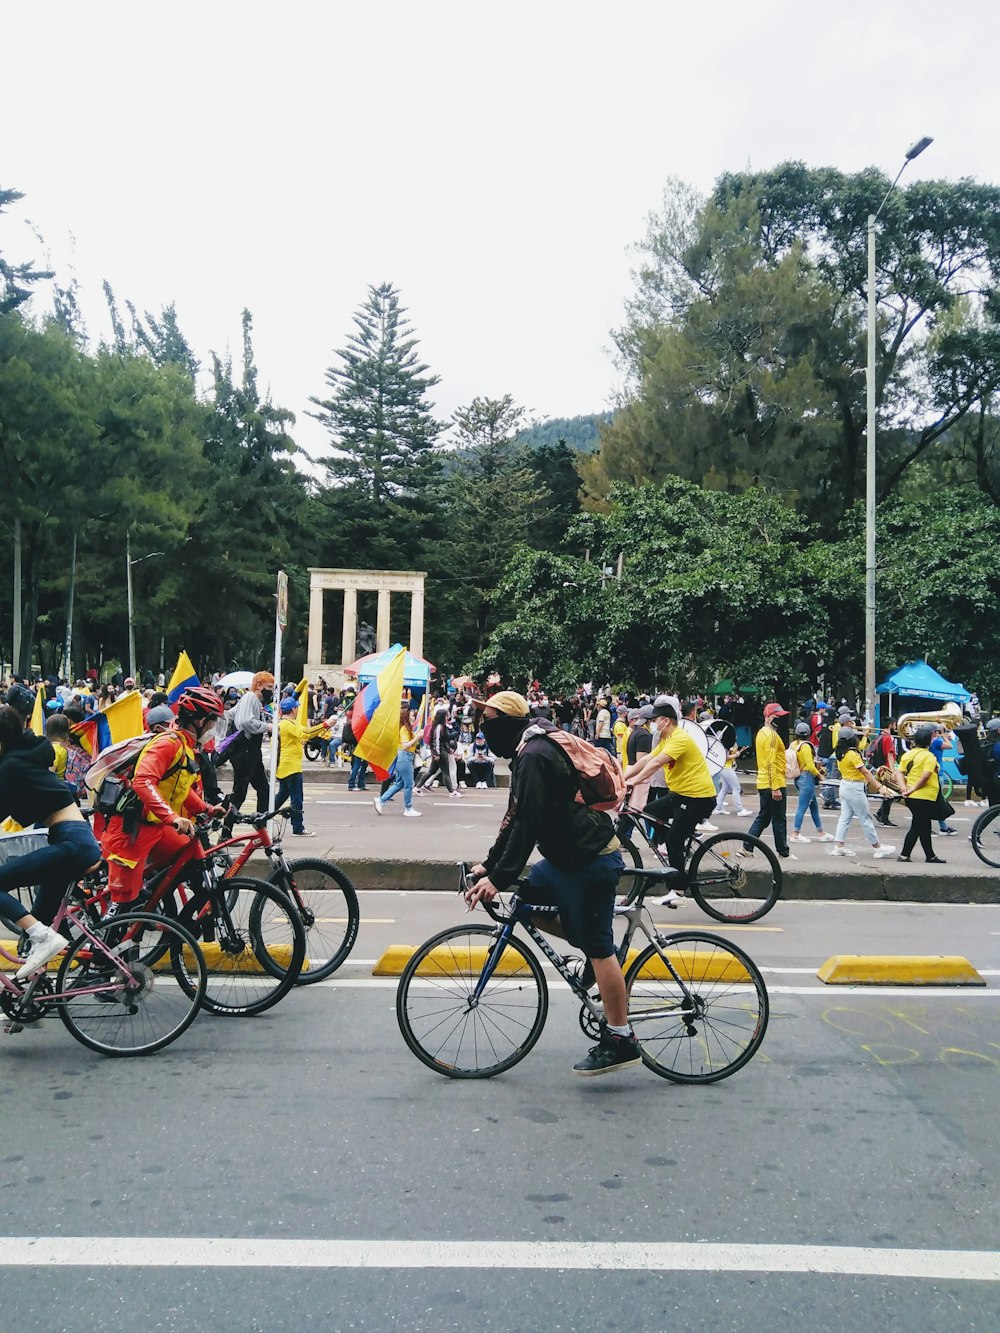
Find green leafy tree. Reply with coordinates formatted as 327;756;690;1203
309;282;442;568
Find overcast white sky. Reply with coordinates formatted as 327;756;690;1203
3;0;997;463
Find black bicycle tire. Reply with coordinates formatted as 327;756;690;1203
175;876;305;1016
617;837;646;902
970;804;1000;869
397;924;548;1079
56;912;207;1057
267;857;360;983
686;832;782;923
624;932;769;1084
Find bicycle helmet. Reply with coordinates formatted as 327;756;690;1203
5;684;35;719
176;686;224;728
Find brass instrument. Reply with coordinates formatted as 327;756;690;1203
895;702;963;738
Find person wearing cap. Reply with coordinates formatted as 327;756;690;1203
927;725;958;835
828;726;896;859
896;726;946;863
228;670;275;814
746;703;792;858
276;694;331;835
789;721;834;844
464;690;639;1077
623;701;717;905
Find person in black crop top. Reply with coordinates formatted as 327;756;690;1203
0;707;102;979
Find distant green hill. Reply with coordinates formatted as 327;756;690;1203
515;413;611;454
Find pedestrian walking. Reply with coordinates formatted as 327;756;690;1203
789;721;834;843
228;672;274;814
828;727;896;859
275;695;330;837
372;706;422;817
747;703;792;858
897;726;946;864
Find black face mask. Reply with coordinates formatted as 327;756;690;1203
481;714;526;759
261;689;274;706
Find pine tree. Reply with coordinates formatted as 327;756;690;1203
309;283;442;566
0;187;52;314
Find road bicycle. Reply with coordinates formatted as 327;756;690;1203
396;863;768;1082
0;878;206;1056
970;803;1000;868
216;808;360;983
615;796;782;922
82;815;305;1017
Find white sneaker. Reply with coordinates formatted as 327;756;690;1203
964;800;978;807
817;833;835;843
790;833;810;843
873;845;896;858
714;807;729;816
696;821;718;833
735;809;753;817
829;846;855;857
658;890;683;908
403;808;422;817
449;790;462;799
372;798;383;816
15;926;67;980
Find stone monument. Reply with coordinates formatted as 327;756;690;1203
305;568;426;686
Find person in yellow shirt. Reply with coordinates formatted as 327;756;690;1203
829;726;895;859
747;703;792;858
613;708;629;767
897;725;946;864
623;700;716;901
372;706;422;817
276;695;330;837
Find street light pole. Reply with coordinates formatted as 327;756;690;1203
864;135;933;726
126;535;165;683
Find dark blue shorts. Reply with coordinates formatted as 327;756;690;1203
526;851;624;960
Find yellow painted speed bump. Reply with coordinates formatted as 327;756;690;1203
0;939;304;977
818;955;985;986
374;945;749;983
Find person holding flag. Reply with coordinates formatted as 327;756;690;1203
372;704;422;817
350;646;407;801
275;686;331;836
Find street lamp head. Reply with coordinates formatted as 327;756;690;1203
905;136;934;161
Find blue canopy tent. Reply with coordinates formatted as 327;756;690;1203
344;644;435;690
876;659;971;783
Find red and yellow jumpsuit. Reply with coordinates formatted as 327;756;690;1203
101;728;212;903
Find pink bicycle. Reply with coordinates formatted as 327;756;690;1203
0;878;207;1055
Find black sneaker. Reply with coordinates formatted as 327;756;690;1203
573;1031;642;1077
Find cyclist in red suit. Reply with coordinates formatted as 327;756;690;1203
101;687;227;907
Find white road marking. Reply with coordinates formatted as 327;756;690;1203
1;1237;999;1279
308;977;1000;997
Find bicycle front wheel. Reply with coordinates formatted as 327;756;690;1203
176;877;305;1016
971;804;1000;869
625;932;768;1083
267;857;359;983
56;912;207;1057
686;832;782;922
397;925;548;1078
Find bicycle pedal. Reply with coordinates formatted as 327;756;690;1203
3;1022;24;1035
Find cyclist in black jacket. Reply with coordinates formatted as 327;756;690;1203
464;690;640;1077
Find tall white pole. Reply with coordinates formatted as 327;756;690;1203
865;213;877;727
126;532;137;682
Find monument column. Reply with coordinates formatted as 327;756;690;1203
376;588;391;653
307;580;324;666
409;584;425;659
342;587;358;665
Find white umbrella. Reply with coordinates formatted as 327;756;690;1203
217;670;254;690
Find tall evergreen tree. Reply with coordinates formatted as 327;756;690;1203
309;282;442;568
0;188;52;315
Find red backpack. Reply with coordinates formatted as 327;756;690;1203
520;720;625;812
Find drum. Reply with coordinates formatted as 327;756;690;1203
678;718;726;776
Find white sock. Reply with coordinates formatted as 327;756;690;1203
607;1023;632;1038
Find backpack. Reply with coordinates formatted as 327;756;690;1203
520;719;625;812
84;733;187;815
784;743;801;781
864;735;882;767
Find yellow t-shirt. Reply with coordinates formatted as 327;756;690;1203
838;748;867;782
276;716;327;780
898;747;939;801
755;726;787;790
660;728;716;799
613;719;628;756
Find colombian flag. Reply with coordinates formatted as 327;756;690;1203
350;646;406;781
71;690;145;756
166;650;199;705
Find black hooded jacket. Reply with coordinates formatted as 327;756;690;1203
0;730;75;826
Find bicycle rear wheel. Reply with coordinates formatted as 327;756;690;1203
175;877;305;1016
970;804;1000;868
616;838;646;902
625;932;768;1083
686;832;782;922
267;858;359;983
397;924;548;1078
56;912;207;1056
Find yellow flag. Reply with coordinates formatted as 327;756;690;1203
350;647;406;780
30;686;45;735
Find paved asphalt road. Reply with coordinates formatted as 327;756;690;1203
3;883;1000;1330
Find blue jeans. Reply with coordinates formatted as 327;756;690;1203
276;771;305;833
0;820;102;926
380;750;414;810
526;851;624;959
348;755;369;790
794;772;824;833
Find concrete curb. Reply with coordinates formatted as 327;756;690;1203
817;955;986;986
331;858;1000;904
